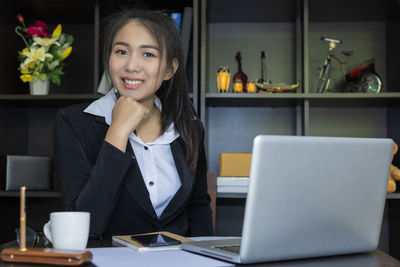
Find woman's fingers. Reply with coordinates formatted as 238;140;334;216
105;96;150;152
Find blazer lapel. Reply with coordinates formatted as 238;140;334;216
92;116;157;220
160;138;195;220
123;142;158;220
92;116;109;145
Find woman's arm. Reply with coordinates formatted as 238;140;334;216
54;107;134;236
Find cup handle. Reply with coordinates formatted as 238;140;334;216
43;221;52;243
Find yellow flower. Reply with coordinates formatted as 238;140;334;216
19;63;30;73
60;46;72;60
18;47;29;57
52;24;62;39
19;61;35;73
32;36;60;51
22;47;53;65
20;74;32;82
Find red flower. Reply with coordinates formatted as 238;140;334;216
33;20;48;32
26;26;47;37
16;14;24;23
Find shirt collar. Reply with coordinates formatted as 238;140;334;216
84;89;179;145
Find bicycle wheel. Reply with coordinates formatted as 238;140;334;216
317;63;330;93
359;72;382;93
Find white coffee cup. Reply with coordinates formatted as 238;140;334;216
43;211;90;250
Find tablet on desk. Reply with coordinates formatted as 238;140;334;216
112;231;193;252
131;233;181;247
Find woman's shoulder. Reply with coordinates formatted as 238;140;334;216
59;102;90;113
56;102;98;124
193;117;204;130
194;118;205;139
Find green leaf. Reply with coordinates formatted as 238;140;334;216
31;75;39;82
17;53;25;62
58;34;66;45
48;45;57;55
49;73;61;86
52;66;64;76
37;63;44;72
38;73;47;80
48;66;64;86
64;34;74;45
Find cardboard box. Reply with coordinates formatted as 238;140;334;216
219;153;252;177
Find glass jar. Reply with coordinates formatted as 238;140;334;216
246;80;256;93
217;66;230;93
233;80;243;93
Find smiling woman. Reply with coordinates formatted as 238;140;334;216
53;9;213;239
108;20;177;108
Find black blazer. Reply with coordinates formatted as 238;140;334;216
54;103;213;239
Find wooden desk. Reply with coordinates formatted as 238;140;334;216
1;240;399;266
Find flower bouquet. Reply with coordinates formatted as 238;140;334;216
15;15;73;86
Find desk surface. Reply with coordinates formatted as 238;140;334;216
1;240;400;267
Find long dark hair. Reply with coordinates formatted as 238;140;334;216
102;9;200;171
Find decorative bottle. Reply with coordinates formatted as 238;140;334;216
233;51;248;92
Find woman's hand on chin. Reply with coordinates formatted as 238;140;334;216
105;96;150;152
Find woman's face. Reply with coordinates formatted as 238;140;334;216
109;20;176;104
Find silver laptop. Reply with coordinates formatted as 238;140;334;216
182;135;393;264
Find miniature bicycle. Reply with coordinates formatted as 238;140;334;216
316;37;382;93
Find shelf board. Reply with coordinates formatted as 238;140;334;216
0;94;101;107
0;191;62;198
386;193;400;199
217;192;247;199
205;92;400;107
307;92;400;107
307;92;400;99
0;94;101;100
207;92;400;99
206;92;304;107
206;93;304;98
217;192;400;200
0;94;194;101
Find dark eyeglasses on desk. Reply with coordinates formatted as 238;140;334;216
15;227;106;248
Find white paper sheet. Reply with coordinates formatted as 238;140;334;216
89;247;234;267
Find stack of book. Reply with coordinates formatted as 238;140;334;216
217;177;249;194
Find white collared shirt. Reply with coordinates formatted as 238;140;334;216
84;89;181;218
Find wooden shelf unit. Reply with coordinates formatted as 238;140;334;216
0;0;198;243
